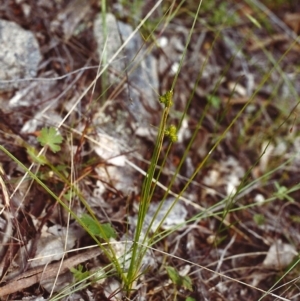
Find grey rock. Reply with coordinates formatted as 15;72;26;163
93;13;159;127
0;19;41;91
91;14;160;199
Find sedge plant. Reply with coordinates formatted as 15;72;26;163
1;0;300;300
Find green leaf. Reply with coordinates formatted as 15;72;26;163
186;298;196;301
166;266;193;291
253;214;265;226
274;181;294;202
37;127;63;153
166;266;182;286
100;223;117;239
70;264;90;282
80;213;116;240
182;275;193;291
26;146;48;165
208;94;221;109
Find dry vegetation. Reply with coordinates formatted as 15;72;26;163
0;0;300;300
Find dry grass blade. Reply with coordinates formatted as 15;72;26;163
0;166;10;213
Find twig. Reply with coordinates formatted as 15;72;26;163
0;248;101;297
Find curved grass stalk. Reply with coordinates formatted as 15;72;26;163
0;145;127;284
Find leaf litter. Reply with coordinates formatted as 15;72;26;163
0;0;300;300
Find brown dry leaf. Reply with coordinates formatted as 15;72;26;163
248;34;289;52
222;96;249;105
284;13;300;34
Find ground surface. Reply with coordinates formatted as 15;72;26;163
0;1;300;300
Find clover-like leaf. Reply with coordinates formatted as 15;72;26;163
37;127;63;153
70;264;90;282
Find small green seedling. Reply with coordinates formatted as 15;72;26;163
37;127;63;153
274;181;294;202
70;264;90;282
165;266;193;291
80;213;117;240
253;213;266;226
